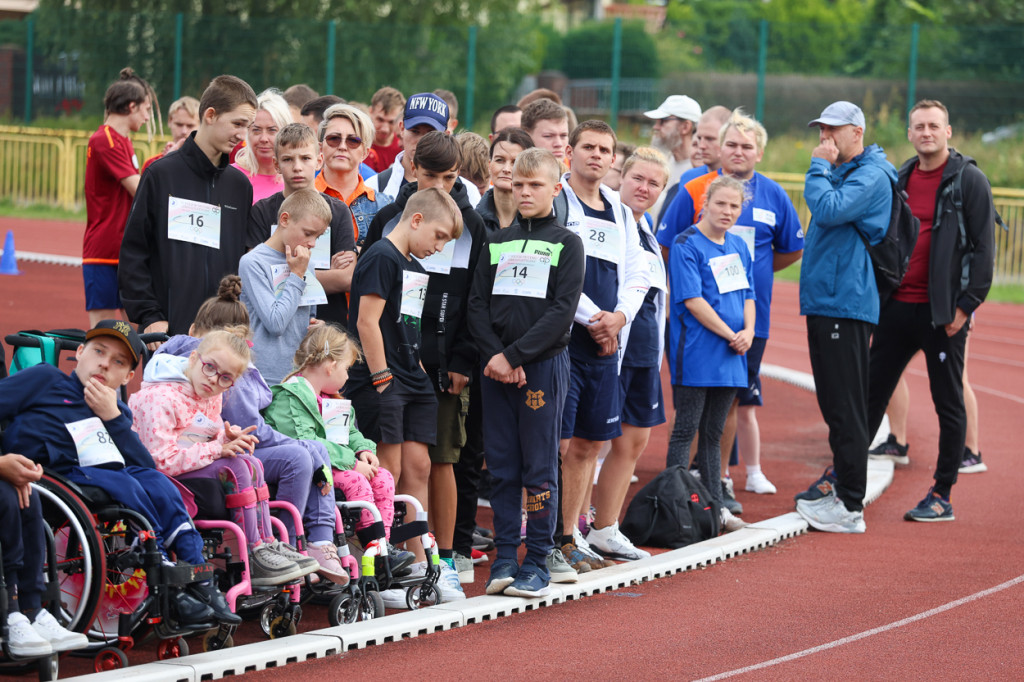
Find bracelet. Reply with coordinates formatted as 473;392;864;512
370;368;392;379
372;374;393;387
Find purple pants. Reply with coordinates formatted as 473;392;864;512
178;453;273;546
255;440;336;544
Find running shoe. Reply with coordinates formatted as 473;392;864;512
437;560;467;602
586;521;651;561
454;551;475;584
485;559;519;595
794;466;837;502
546;547;579;583
5;612;52;657
745;470;777;495
959;448;988;474
573;528;616;569
267;540;320;573
796;493;866;533
504;568;551;598
904;488;955;522
720;507;749;533
31;610;89;652
721;478;743;515
868;434;910;465
558;541;593;574
250;543;305;587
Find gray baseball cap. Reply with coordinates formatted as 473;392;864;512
808;101;866;129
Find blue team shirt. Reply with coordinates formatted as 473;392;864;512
659;171;802;338
669;227;755;388
569;197;620;364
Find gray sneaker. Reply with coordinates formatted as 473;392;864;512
721;478;743;515
268;540;320;575
546;547;579;583
250;543;305;587
453;551;475;584
796;493;866;533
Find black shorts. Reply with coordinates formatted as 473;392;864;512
736;337;767;407
350;379;438;446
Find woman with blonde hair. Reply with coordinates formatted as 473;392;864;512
233;88;292;202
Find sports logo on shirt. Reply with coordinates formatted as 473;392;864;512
525;390;546;411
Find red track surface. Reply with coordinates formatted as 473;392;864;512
1;220;1022;679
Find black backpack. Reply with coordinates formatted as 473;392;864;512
621;466;721;549
844;168;920;303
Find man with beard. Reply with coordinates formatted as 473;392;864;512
644;95;701;218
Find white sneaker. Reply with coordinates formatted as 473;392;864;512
572;527;612;568
6;612;52;657
720;507;749;533
437;561;466;602
32;609;89;652
379;588;407;611
586;522;650;561
745;471;777;495
453;552;474;584
796;494;866;533
630;474;639;484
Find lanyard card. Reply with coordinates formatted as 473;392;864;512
493;252;551;299
322;398;351;446
65;417;125;468
168;196;221;249
400;271;429;319
177;411;221;448
583;216;622;264
709;252;749;295
270;264;327;306
728;225;756;261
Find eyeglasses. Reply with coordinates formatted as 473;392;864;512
199;355;236;388
323;134;364;150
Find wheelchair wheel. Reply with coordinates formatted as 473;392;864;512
260;601;298;639
202;628;235;651
361;590;385;620
94;646;129;672
406;583;441;610
157;636;189;660
35;477;106;633
37;655;58;681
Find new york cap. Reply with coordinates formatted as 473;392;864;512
403;93;449;131
86;320;145;368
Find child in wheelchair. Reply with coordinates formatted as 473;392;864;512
129;328;319;588
0;321;240;628
0;453;88;657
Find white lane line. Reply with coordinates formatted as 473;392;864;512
693;574;1024;682
904;367;1024;405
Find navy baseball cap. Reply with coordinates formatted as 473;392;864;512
86;320;145;368
808;101;866;129
403;93;449;131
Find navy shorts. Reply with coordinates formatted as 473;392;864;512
350;379;438;446
83;264;121;310
560;357;623;441
736;336;767;407
620;364;666;428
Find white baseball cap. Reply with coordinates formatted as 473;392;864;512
645;95;702;124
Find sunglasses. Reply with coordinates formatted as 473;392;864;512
199;355;236;388
323;133;364;150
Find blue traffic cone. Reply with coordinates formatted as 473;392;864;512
1;230;22;275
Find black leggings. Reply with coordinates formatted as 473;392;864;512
667;385;737;505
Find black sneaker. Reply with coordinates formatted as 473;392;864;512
868;434;909;465
172;589;215;626
721;479;743;515
188;581;242;625
959;448;988;474
904;487;954;522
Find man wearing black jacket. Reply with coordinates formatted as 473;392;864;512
119;75;258;338
468;148;585;598
866;99;996;523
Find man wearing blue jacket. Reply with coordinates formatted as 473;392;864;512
795;101;897;534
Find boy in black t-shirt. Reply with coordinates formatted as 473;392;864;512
345;187;463;571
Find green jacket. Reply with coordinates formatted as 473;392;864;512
263;378;375;472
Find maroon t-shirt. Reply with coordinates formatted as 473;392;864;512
369;137;402;173
894;161;947;303
83;125;139;263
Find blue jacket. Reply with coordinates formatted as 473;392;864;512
799;144;896;324
0;364;156;473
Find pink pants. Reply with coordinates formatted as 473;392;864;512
333;467;395;539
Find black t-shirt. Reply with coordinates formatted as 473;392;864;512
345;238;432;394
569;197;620;363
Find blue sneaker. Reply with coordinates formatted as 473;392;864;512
794;466;837;502
504;567;550;598
485;560;519;595
904;488;955;522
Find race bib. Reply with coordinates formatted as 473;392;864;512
752;207;776;227
321;398;351;446
416;239;456;275
493;252;551;299
645;251;667;291
709;253;749;295
270;264;327;307
271;223;331;270
177;411;221;448
583;217;621;264
400;271;429;319
168;196;221;249
65;417;124;468
728;225;756;261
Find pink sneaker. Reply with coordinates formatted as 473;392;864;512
306;542;351;585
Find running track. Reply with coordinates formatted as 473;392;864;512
2;218;1022;679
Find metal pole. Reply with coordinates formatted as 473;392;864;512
326;20;336;95
465;25;477;131
24;16;33;124
906;23;919;120
609;17;622;130
173;13;183;101
756;19;767;122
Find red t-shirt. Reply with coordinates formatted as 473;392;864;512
369;137;402;173
893;161;947;303
83;125;139;263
